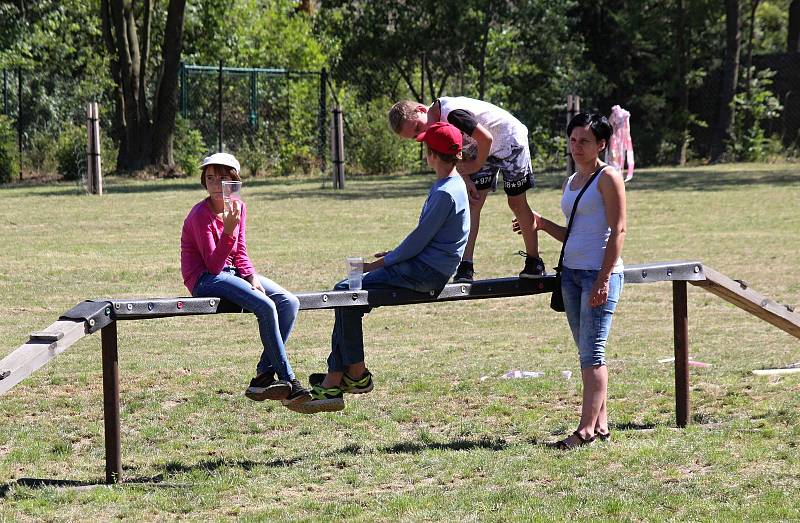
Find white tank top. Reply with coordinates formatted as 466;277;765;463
561;168;623;272
436;97;528;158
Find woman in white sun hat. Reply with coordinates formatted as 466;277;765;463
180;152;311;409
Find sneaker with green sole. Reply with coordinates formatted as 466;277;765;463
281;378;312;407
286;385;344;414
244;373;291;401
308;370;374;394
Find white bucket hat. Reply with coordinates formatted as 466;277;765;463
200;152;240;175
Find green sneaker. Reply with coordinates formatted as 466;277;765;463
342;370;374;394
309;370;374;394
286;385;344;414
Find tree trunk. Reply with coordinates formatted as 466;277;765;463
100;0;125;148
104;0;151;170
710;0;741;162
789;0;800;52
744;0;761;132
477;8;492;100
101;0;186;174
150;0;187;171
673;0;690;165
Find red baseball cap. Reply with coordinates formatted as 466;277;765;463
415;121;463;155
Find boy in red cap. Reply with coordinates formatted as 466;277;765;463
294;122;471;414
389;97;544;283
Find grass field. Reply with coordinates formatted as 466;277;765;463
0;163;799;521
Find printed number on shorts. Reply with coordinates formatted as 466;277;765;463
475;175;493;186
504;178;527;189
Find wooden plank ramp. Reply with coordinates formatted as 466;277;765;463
691;266;800;339
0;320;89;396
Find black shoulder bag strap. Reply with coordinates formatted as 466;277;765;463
556;165;606;273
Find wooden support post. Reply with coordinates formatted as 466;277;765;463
566;94;580;177
101;322;121;484
673;281;690;428
86;102;102;195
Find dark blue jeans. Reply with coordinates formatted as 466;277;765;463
193;267;300;380
327;258;450;372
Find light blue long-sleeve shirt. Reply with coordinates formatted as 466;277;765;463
383;175;470;277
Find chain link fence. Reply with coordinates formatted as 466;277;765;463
179;63;330;176
1;52;798;183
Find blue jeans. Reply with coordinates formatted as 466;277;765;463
561;267;624;369
193;267;300;380
327;258;451;372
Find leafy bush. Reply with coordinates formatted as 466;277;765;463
54;124;86;181
28;126;117;178
0;116;17;184
236;136;269;177
27;131;58;175
345;96;419;175
173;115;208;177
529;126;566;172
733;68;783;162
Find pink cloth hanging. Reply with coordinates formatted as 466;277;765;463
606;105;634;181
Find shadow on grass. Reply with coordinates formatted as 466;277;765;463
160;456;300;476
626;169;799;192
0;476;205;497
20;173;436;200
14;167;798;200
0;478;101;498
380;437;507;454
535;167;800;192
250;180;433;202
610;421;657;431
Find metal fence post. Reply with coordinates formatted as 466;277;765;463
17;68;22;181
331;106;344;189
250;70;258;133
318;68;327;170
101;322;122;484
218;61;223;152
180;62;188;118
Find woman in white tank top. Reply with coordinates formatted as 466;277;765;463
514;113;627;449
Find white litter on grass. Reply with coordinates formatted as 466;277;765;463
501;370;545;379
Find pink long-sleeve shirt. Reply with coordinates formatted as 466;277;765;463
180;198;256;293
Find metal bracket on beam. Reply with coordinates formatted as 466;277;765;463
59;300;115;333
110;297;243;319
623;261;704;284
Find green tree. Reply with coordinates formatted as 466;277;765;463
100;0;187;172
0;1;112;158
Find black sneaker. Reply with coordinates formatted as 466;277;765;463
453;261;474;283
286;385;345;414
245;373;291;401
518;251;546;278
309;370;374;394
281;378;312;407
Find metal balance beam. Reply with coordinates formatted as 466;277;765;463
2;261;711;483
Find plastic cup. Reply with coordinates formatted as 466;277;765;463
346;256;364;290
221;180;242;210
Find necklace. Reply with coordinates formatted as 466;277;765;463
576;162;603;178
